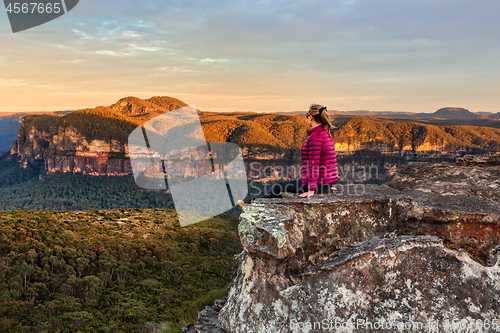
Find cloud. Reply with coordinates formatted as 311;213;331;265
121;33;140;38
200;58;229;63
158;66;199;73
94;50;133;56
0;78;28;87
1;0;500;112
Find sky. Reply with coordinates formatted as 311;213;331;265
0;0;499;113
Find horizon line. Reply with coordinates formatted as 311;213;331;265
0;108;490;115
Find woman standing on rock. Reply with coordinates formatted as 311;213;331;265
239;104;338;205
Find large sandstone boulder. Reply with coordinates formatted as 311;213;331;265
386;154;500;203
187;159;500;333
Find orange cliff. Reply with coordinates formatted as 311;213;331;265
9;96;500;179
11;115;132;176
9;96;193;177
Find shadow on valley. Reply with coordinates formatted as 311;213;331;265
0;152;175;211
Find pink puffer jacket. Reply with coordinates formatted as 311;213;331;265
301;125;338;191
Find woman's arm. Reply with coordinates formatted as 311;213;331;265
302;134;323;196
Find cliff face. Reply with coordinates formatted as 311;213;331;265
10;115;58;168
45;126;131;176
9;96;190;176
11;116;131;176
9;97;500;178
185;154;500;333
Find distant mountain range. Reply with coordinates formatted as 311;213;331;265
3;98;500;177
1;105;497;152
244;107;500;122
336;107;500;120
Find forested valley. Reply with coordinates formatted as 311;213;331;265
0;209;241;332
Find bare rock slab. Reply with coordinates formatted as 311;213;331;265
219;183;500;332
220;236;500;332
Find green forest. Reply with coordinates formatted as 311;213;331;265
0;153;175;212
0;209;242;332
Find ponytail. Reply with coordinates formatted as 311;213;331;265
308;104;338;140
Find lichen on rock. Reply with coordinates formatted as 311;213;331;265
214;159;500;333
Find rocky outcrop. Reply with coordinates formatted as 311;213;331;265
386;153;500;203
45;126;131;176
222;235;500;332
183;299;227;333
10;115;59;168
11;116;132;176
9;96;189;176
456;152;500;167
187;158;500;332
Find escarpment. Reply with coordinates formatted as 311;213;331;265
10;114;58;168
186;154;500;333
9;96;188;176
11;115;132;176
9;95;500;180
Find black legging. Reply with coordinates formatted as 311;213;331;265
261;178;332;198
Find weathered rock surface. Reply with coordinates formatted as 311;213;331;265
221;236;500;332
10;115;132;176
44;126;131;176
386;154;500;203
456;152;500;167
214;160;500;332
10;115;56;168
183;298;228;333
